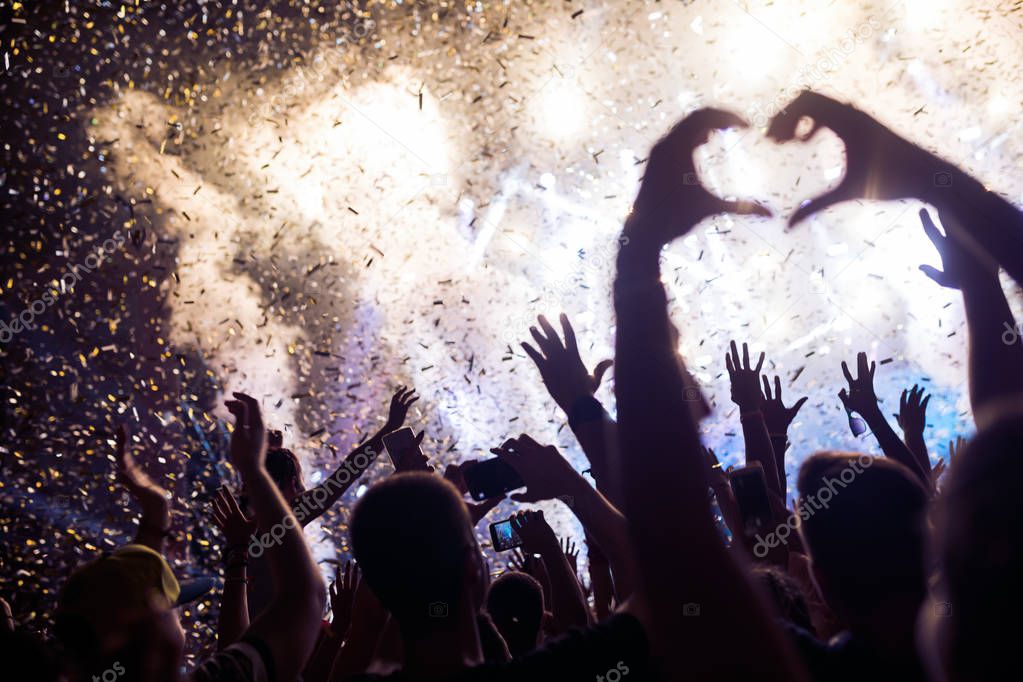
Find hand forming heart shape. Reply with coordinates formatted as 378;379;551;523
624;91;1023;287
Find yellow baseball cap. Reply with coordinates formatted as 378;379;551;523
56;544;214;646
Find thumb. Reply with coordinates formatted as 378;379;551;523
592;359;613;388
790;396;808;416
919;264;956;289
719;197;772;218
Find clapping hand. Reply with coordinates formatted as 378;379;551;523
225;392;267;476
521;314;612;413
115;424;170;513
211;486;256;548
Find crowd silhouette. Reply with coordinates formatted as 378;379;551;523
3;91;1023;682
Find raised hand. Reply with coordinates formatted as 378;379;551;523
329;561;359;638
491;435;579;503
384;386;419;433
561;537;580;574
115;424;170;509
512;510;560;555
390;429;432;473
521;313;613;413
895;384;932;478
919;208;996;289
115;424;171;550
507;547;529;573
626;108;770;249
225;392;267;475
726;341;765;412
761;375;808;437
947;436;967;470
442;461;470;495
895;385;930;440
211;486;256;548
838;352;879;418
766;91;946;226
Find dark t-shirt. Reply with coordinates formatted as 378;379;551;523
350;613;649;682
787;624;927;682
190;636;276;682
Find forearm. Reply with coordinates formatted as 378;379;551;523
328;621;387;682
132;495;171;553
587;549;615;620
217;560;250;650
740;412;782;495
904;432;930;476
927;171;1023;286
536;540;592;631
614;236;719;562
242;463;326;680
961;276;1023;424
305;631;343;682
567;402;624;506
564;474;636;600
769;436;788;494
296;437;382;525
861;406;929;484
615;232;803;679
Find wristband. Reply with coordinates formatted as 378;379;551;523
568;395;605;429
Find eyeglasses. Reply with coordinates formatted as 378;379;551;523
846;410;868;437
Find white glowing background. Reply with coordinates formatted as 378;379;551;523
91;0;1023;553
